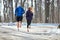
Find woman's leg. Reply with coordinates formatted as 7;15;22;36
27;20;30;28
27;20;31;28
29;20;31;28
27;20;31;32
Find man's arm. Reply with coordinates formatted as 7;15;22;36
22;8;25;14
15;8;18;16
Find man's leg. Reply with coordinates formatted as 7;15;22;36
19;16;23;28
19;21;22;28
17;22;19;31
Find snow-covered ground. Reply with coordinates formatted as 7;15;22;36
0;23;60;33
0;23;60;40
0;22;59;27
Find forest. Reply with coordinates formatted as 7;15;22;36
0;0;60;23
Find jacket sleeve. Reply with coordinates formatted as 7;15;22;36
21;7;25;14
15;8;17;16
32;12;33;16
26;11;29;17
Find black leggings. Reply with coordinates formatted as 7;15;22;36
27;20;31;28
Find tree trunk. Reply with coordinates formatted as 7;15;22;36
0;15;1;22
45;0;50;23
57;0;60;23
31;0;33;7
39;0;42;23
51;0;54;23
34;0;37;23
21;0;26;7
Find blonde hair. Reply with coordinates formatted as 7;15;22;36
28;7;32;10
28;7;34;13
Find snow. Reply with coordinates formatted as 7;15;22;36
0;23;60;34
0;23;60;40
0;22;59;26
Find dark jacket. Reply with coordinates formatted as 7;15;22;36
26;10;33;20
15;6;25;16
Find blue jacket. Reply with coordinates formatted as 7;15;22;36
26;10;33;20
15;6;25;16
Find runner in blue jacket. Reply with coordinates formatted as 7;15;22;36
15;6;25;31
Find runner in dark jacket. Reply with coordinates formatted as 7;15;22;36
26;7;33;32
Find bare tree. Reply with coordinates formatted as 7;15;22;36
38;0;42;23
51;0;54;23
0;0;1;22
34;0;38;23
57;0;60;23
20;0;26;7
0;14;1;22
31;0;33;7
3;0;7;22
45;0;50;23
58;0;60;23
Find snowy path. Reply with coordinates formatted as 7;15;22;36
0;23;60;40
